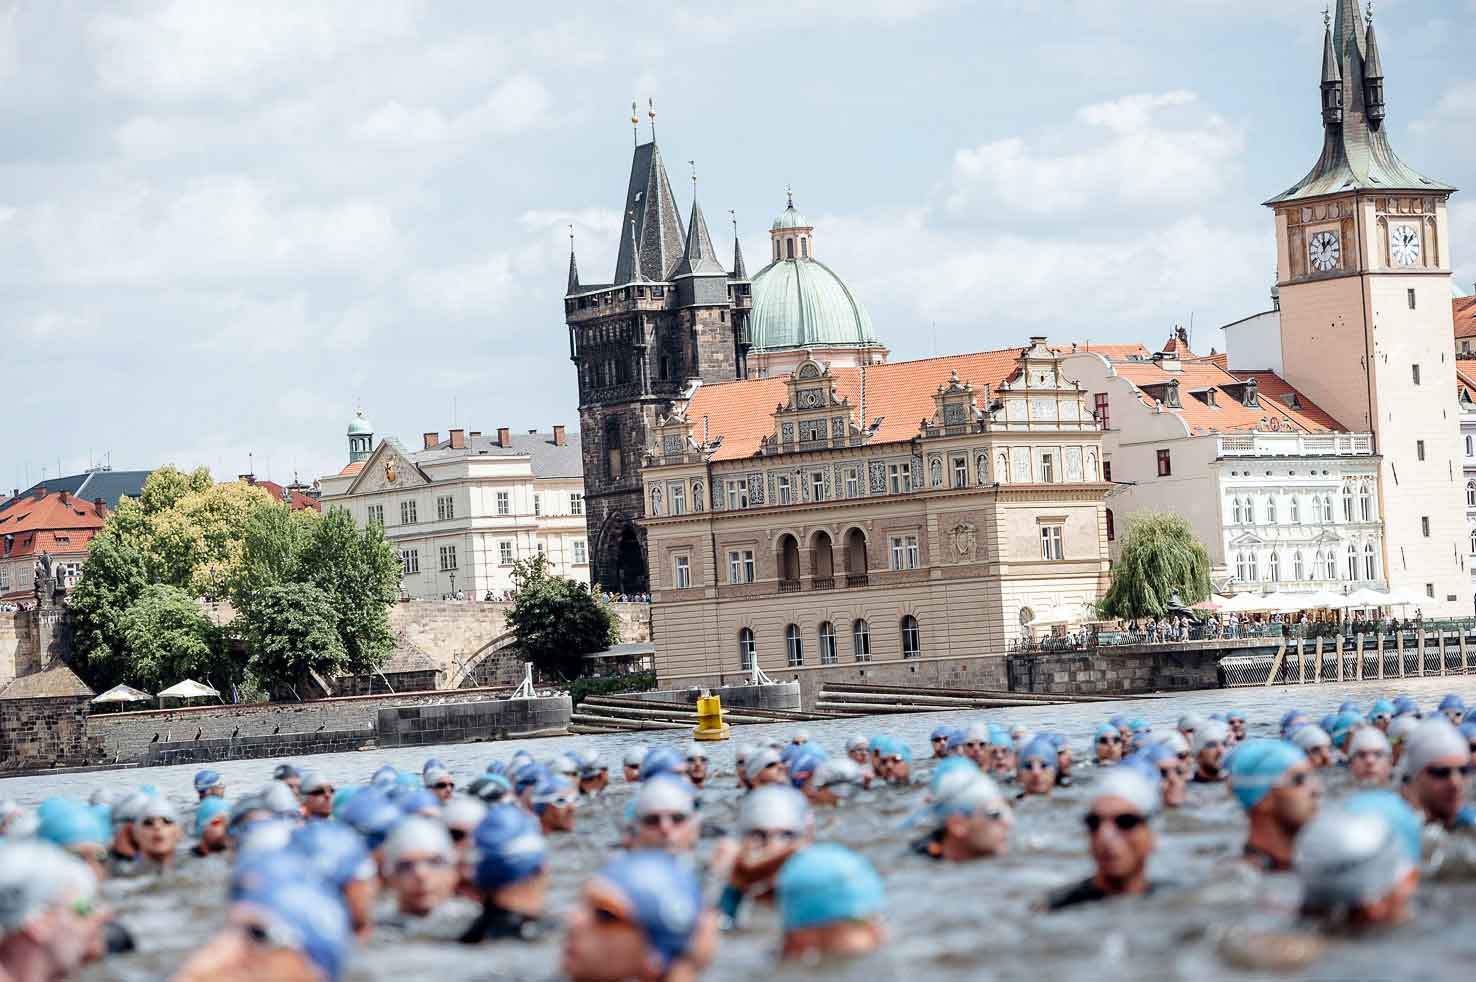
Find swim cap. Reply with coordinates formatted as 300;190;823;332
422;757;447;776
441;797;488;830
36;799;109;849
963;722;991;745
194;797;232;837
931;773;1010;824
1046;733;1069;751
234;876;353;982
1226;739;1306;810
1128;718;1151;734
1178;713;1206;733
744;747;784;782
193;769;223;794
634;774;696;820
112;790;152;826
1117;753;1163;787
1108;714;1127;729
1018;736;1058;769
229;845;313;900
1327;711;1364;745
1226;709;1247;723
393;771;422;794
788;747;827;788
792;729;811;745
1368;699;1396;720
1401;718;1468;779
945;729;966;753
578;753;608;779
422;766;453;788
513;763;548;796
1387;715;1419;746
1343;790;1423;863
1093;723;1119;742
1279;709;1307;737
1393;696;1420;718
289;823;376;888
890;743;914;765
639;746;686;782
135;794;179;825
1291;725;1332;752
236;819;296;855
1439;693;1466;713
1347;726;1391;756
1193;719;1230;753
738;785;811;835
1295;806;1413;913
510;749;535;769
988;725;1012;747
810;758;863;797
0;841;95;933
1338;701;1361;715
1318;714;1337;734
589;852;704;968
341;791;403;851
1155;731;1190;756
623;744;651;769
382;816;453;868
931;725;954;741
330;787;360;819
300;772;333;796
554;753;581;778
777;844;885;932
1092;765;1160;817
370;765;398;787
467;774;513;803
470;805;546;891
844;735;868;753
928;757;984;799
272;764;301;782
259;782;301;818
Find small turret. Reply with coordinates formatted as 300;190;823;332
1363;6;1386;127
1320;18;1344;128
347;408;374;464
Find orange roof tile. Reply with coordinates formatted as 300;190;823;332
685;348;1027;462
1456;366;1476;402
0;491;106;568
1454;297;1476;340
338;462;365;477
241;479;322;512
1105;358;1344;435
1050;343;1151;360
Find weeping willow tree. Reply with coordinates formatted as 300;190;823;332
1098;512;1212;620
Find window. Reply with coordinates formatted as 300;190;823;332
1468;436;1474;458
1416;440;1425;462
1322;496;1334;522
1412;364;1421;385
1324;551;1337;580
1426;583;1435;599
673;555;691;589
1269;551;1281;582
366;504;384;526
1040;453;1055;483
725;479;748;510
1342;486;1354;522
1106;508;1115;541
1468;483;1476;509
1102;460;1112;483
437;495;455;522
1290;496;1300;524
1232;497;1243;525
1407;288;1417;310
786;238;795;260
844;469;859;499
953;456;968;489
1094;393;1110;430
1348;545;1359;581
1364;543;1377;580
738;628;756;672
810;471;826;502
785;624;803;666
1359;484;1372;521
399;549;419;575
777;476;792;505
889;535;919;570
1236;553;1247;581
727;549;755;584
1247;552;1259;581
1040;524;1064;560
536;541;545;555
901;615;921;658
818;622;837;665
887;462;911;494
570;493;584;515
1421;516;1430;537
533;494;541;517
800;237;808;258
496;491;510;516
1293;551;1304;581
1267;496;1278;524
852;619;871;662
498;541;514;565
573;540;587;564
671;484;686;516
1156;449;1171;477
439;544;458;571
400;499;418;525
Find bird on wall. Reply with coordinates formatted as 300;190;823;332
272;726;280;734
231;727;240;738
150;733;159;743
194;729;202;741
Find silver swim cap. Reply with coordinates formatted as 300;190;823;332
623;744;651;768
744;747;784;782
1347;727;1391;756
1401;719;1468;778
0;841;95;933
1192;719;1231;754
1291;725;1332;751
441;797;488;830
738;785;812;835
1295;808;1412;911
383;816;454;867
1091;767;1160;818
634;776;696;818
1155;731;1190;756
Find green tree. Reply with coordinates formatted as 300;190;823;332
116;584;224;693
229;501;319;604
295;507;400;675
242;582;348;695
67;533;150;691
1098;511;1212;621
506;553;619;679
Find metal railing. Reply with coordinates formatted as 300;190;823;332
778;580;802;594
810;577;835;591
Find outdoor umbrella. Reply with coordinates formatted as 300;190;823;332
91;683;153;705
156;679;222;701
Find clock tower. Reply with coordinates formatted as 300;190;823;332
1268;0;1467;613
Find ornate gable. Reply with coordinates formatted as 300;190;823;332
645;409;703;466
758;357;862;455
346;440;430;494
989;337;1093;432
920;370;981;438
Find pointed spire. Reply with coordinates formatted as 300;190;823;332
1363;2;1386;126
1320;11;1344;128
626;210;644;283
671;198;726;278
566;224;580;294
730;209;748;280
613;141;685;283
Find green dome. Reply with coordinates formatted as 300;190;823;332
749;258;877;353
347;410;373;436
771;203;810;231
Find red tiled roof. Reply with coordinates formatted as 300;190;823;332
338;462;365;477
1100;354;1344;435
1051;343;1151;360
0;492;106;590
1454;297;1476;340
685;348;1028;462
242;479;322;512
1456;366;1476;402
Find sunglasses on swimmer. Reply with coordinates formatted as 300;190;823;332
1096;734;1122;745
1084;812;1146;833
1423;764;1475;780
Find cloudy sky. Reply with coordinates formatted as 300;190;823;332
4;0;1474;492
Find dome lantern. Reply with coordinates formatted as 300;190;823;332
347;407;374;463
769;187;815;263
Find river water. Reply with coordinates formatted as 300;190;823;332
7;675;1476;981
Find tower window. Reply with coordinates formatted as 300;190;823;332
800;237;808;258
786;238;794;260
1412;364;1421;385
773;241;780;261
1416;440;1425;461
1407;289;1417;310
1422;516;1430;537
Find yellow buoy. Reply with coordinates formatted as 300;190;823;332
692;691;731;741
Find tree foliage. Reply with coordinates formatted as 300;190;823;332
67;534;150;691
242;582;348;695
294;508;400;675
506;553;619;680
1098;511;1212;621
116;584;225;693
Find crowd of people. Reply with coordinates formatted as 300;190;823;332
1;690;1475;980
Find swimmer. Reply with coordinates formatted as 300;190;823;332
1399;718;1471;829
961;723;991;769
341;791;405;872
563;852;715;982
460;805;551;943
718;785;814;925
1386;715;1419;767
746;747;787;789
1392;696;1420;719
133;795;182;868
639;746;687;783
1144;744;1189;809
578;755;610;795
1051;734;1075;787
107;791;147;868
1045;767;1161;910
845;736;869;768
1226;709;1247;744
1326;711;1364;756
300;774;335;819
787;747;825;792
791;729;810;746
734;744;755;790
988;729;1017;783
193;770;225;801
1178;714;1205;743
1437;694;1466;726
192;798;232;857
1367;699;1395;732
383;817;458;919
36;799;112;881
1191;719;1230;783
272;764;302;800
684;744;710;789
914;773;1013;861
1296;793;1422;931
777;844;886;959
423;767;456;804
1094;723;1124;765
289;822;379;941
442;798;488;862
1228;740;1321;871
930;725;955;759
1016;736;1058;797
1280;709;1310;739
1291;726;1334;768
883;744;914;785
0;840;109;982
1347;727;1393;784
467;774;513;805
531;775;579;835
174;870;352;982
803;758;863;806
622;744;650;784
630;776;700;854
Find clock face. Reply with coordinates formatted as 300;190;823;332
1390;224;1421;266
1309;231;1341;273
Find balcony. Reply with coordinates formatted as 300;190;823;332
845;574;870;588
778;579;802;594
811;576;835;591
1217;433;1374;458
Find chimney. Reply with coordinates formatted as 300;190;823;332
94;497;107;518
468;431;482;439
59;490;70;504
449;429;466;450
497;427;511;448
423;432;439;450
238;473;257;486
553;425;566;446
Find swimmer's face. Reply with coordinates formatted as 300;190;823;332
173;917;320;982
632;809;698;853
135;815;180;860
200;816;231;851
1086;796;1153;881
685;756;709;784
931;736;951;759
751;761;787;788
623;764;642;783
1157;762;1189;808
1349;748;1391;784
1410;753;1470;823
429;779;455;804
563;884;658;982
950;806;1011;857
1197;741;1225;772
1095;733;1123;763
1268;762;1321;830
1305;745;1331;769
540;799;578;834
1018;759;1055;796
847;747;869;766
1229;719;1246;739
963;741;990;767
390;850;456;917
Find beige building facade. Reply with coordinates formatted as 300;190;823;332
640;340;1110;686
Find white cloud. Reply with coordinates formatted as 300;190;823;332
352;75;552;147
947;90;1244;217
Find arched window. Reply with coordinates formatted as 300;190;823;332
738;628;756;672
773;240;781;261
1360;483;1373;521
1365;543;1377;580
852;619;871;662
800;237;808;258
1467;435;1473;456
1269;551;1281;582
785;624;803;667
1467;482;1475;509
1342;485;1354;522
1235;553;1247;581
1293;551;1304;581
1312;551;1323;580
1322;496;1334;522
1105;508;1115;541
1347;544;1359;580
1266;495;1278;524
1290;495;1301;524
818;622;837;665
786;238;795;260
900;615;921;658
1325;551;1337;580
1247;552;1259;581
1232;498;1242;524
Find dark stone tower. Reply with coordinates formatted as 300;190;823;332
564;138;751;592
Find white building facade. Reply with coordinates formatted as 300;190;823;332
1459;371;1476;609
318;420;589;599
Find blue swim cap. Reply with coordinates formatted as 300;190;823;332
1279;709;1307;736
1118;753;1162;786
529;774;577;814
1226;709;1247;723
396;789;441;816
1368;699;1396;719
1318;714;1338;733
422;757;447;776
1018;736;1057;768
1227;739;1306;810
891;743;913;765
1108;714;1127;728
330;787;360;820
1327;711;1364;745
272;764;301;782
513;762;548;795
1094;722;1119;741
1393;696;1420;717
370;765;398;788
1338;701;1361;715
1128;718;1151;733
194;797;232;837
236;876;353;982
290;822;375;889
1439;694;1466;713
788;747;827;787
230;847;314;901
469;773;514;803
988;725;1011;747
1343;790;1423;863
589;851;704;969
944;729;966;753
193;769;223;794
639;746;686;782
929;757;980;793
777;844;885;931
484;760;510;777
341;791;403;851
930;725;954;741
392;771;422;794
866;736;885;752
1045;732;1068;751
36;799;108;848
870;735;899;758
471;804;546;891
1459;722;1476;743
